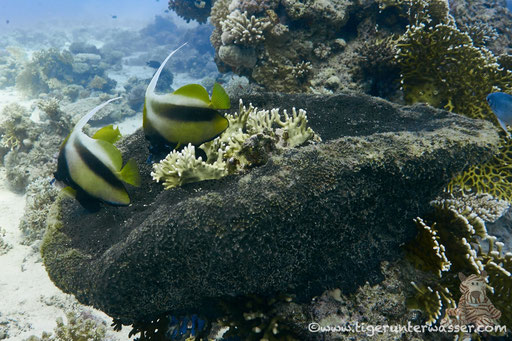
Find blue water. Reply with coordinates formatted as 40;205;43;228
0;0;172;30
507;0;512;12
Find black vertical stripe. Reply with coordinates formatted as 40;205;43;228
74;139;126;192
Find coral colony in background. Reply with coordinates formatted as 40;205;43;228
0;0;512;340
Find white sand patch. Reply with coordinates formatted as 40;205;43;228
0;169;131;340
0;88;36;119
118;113;142;136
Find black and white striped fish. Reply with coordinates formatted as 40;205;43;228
143;43;231;160
54;97;140;210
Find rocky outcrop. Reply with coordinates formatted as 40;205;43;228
41;93;500;324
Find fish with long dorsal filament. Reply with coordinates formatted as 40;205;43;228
143;43;231;161
54;97;141;211
486;92;512;137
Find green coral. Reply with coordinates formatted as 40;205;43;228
447;137;512;201
377;0;450;28
405;193;512;328
25;311;107;341
397;23;512;123
152;99;320;189
395;6;512;201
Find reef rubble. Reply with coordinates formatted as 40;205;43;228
41;92;499;324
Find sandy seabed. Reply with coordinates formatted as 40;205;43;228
0;88;131;340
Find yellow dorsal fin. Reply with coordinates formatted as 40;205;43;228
92;125;122;144
119;159;141;187
210;82;231;110
173;84;211;104
94;139;123;170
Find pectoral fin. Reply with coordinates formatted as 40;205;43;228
210;82;230;110
62;186;77;198
497;118;511;136
119;158;141;187
92;125;122;144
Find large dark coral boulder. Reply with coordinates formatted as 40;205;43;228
41;93;499;324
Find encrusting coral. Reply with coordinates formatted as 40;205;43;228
151;99;320;189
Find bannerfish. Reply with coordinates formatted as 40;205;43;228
143;43;231;159
54;97;141;210
486;92;512;136
112;15;118;19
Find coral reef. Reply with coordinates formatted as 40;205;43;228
405;192;512;330
25;311;107;341
168;0;213;23
397;23;511;122
152;99;320;189
208;0;454;93
1;98;76;192
392;1;512;201
211;0;357;92
41;93;499;324
220;10;270;46
18;177;59;245
0;46;27;88
152;144;228;189
0;228;12;256
449;0;512;56
0;103;34;153
15;47;116;98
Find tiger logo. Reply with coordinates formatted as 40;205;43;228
440;271;501;329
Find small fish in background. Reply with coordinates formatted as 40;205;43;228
486;92;512;136
112;15;117;19
146;60;161;69
143;43;231;160
54;97;141;211
164;9;170;13
5;20;9;24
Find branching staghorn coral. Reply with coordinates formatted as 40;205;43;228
291;61;312;81
221;10;270;46
152;99;320;189
152;145;228;190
